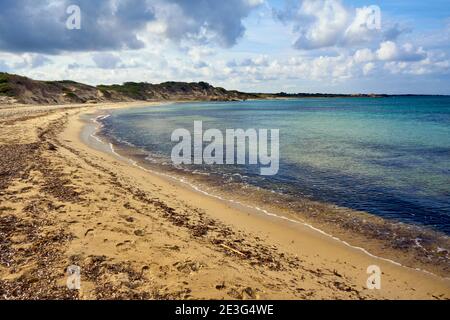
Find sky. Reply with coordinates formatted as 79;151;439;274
0;0;449;94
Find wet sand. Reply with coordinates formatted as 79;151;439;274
0;102;449;300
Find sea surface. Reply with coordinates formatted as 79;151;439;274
99;97;450;236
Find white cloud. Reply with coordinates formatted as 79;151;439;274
383;54;450;76
377;41;427;62
0;0;263;54
186;46;216;62
344;5;380;45
274;0;382;50
294;0;350;49
149;0;264;48
1;0;449;95
353;48;375;63
362;62;375;75
376;41;397;61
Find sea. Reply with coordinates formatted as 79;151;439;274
94;97;450;269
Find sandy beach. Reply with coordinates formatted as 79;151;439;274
1;101;449;300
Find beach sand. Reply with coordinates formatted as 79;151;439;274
0;102;449;300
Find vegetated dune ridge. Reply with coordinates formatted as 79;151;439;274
0;72;393;106
0;72;259;105
0;101;448;300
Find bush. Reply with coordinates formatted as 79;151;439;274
0;73;9;83
97;82;147;99
0;74;12;96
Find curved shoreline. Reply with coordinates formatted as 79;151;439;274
4;101;448;299
85;107;449;281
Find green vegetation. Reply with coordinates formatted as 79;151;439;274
0;72;256;103
57;80;79;84
0;73;12;96
97;82;149;99
45;80;79;85
0;72;9;82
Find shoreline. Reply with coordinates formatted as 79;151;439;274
89;103;450;279
69;103;450;297
1;101;449;299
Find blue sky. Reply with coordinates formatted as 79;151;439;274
0;0;449;94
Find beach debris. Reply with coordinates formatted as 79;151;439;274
0;214;77;299
219;243;246;257
47;142;58;151
140;265;150;277
242;287;259;300
227;286;260;300
165;245;181;251
333;281;360;296
191;225;209;237
333;269;343;277
173;260;205;274
75;255;152;300
215;282;226;290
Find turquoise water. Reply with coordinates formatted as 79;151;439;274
101;97;450;234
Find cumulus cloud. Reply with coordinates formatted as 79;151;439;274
223;54;357;84
353;48;375;63
185;46;216;62
274;0;382;50
153;0;263;47
217;37;447;85
355;42;448;77
343;5;381;45
0;0;155;53
382;52;450;76
1;0;448;94
376;41;398;60
0;0;261;54
282;0;350;49
362;62;375;75
351;42;428;65
376;41;427;62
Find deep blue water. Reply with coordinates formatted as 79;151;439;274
101;97;450;234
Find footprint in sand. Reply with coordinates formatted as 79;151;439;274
116;240;134;250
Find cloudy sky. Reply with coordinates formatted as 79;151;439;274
0;0;449;94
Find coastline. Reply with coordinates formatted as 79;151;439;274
1;101;449;299
92;103;450;278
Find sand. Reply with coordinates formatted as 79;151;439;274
0;101;449;300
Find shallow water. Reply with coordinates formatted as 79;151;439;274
100;97;450;235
